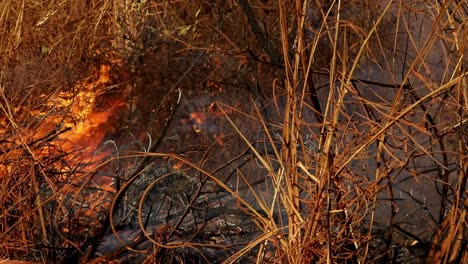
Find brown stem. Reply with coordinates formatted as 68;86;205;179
237;0;281;65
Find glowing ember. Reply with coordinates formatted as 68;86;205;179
213;132;225;146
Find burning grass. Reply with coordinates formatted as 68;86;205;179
1;0;468;263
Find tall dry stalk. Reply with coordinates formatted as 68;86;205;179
218;0;467;263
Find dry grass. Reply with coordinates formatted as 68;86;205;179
0;0;467;263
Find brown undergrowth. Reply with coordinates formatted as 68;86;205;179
0;0;467;263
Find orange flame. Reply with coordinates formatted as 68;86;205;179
0;60;127;185
50;64;122;154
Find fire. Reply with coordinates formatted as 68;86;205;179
189;111;206;125
0;58;126;185
0;56;129;241
43;64;124;156
189;112;206;133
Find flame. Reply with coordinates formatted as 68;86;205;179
0;57;129;240
189;112;206;125
43;64;123;155
0;59;126;185
188;111;206;133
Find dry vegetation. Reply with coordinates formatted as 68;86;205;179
0;0;467;263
